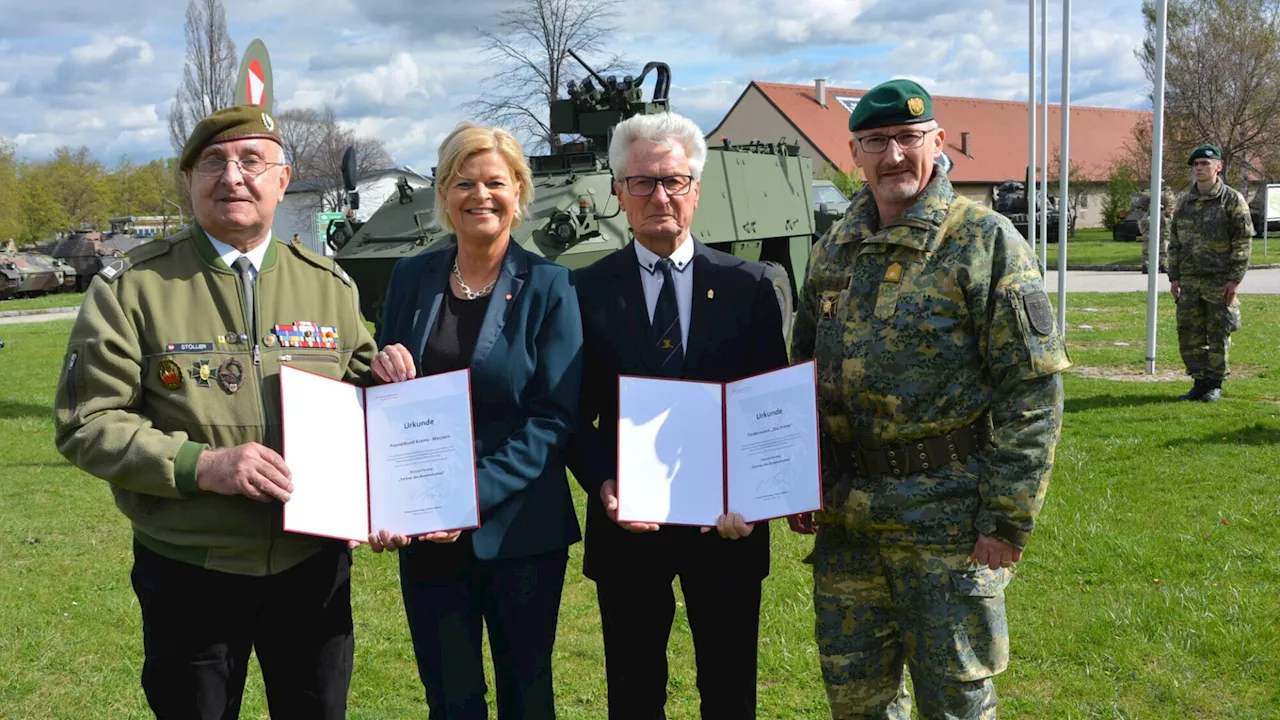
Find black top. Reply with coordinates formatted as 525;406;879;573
420;287;492;375
414;286;491;569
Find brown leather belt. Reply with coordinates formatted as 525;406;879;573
826;419;992;477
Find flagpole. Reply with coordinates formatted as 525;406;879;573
1057;0;1071;336
1040;0;1050;272
1146;0;1168;375
1028;0;1038;257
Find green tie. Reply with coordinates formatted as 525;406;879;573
232;256;255;329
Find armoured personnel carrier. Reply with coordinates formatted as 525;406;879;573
0;241;78;300
45;231;148;291
332;54;814;338
993;180;1073;242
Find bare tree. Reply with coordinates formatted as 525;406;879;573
277;105;394;212
1139;0;1280;182
168;0;238;157
463;0;626;153
277;107;329;176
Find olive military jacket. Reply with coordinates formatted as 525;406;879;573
54;224;376;576
791;171;1070;550
1166;179;1253;284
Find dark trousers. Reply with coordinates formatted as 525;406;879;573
596;566;763;720
399;541;569;719
129;539;354;720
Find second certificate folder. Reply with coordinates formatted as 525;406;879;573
616;360;823;526
280;364;481;542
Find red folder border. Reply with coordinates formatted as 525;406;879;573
280;363;482;543
615;359;823;527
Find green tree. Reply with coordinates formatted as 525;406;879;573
16;165;70;244
0;137;20;241
817;164;863;199
1101;164;1142;231
41;147;109;230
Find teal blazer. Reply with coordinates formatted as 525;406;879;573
378;240;583;560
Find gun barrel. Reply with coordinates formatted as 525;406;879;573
567;49;609;88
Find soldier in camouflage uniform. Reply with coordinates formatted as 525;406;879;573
789;79;1070;720
1139;187;1177;274
1167;144;1253;403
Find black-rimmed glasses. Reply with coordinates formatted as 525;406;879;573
622;175;695;197
854;130;934;154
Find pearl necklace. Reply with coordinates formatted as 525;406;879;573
452;260;497;300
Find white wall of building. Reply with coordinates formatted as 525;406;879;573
277;172;431;255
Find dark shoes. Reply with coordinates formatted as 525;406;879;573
1179;380;1222;402
1178;381;1207;401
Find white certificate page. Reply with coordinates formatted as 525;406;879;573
724;361;822;523
617;376;724;527
280;365;370;542
364;369;479;536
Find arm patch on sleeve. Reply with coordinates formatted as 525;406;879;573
1024;291;1054;336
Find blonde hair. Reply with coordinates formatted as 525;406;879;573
433;123;533;234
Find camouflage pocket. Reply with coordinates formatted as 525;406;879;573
951;566;1013;598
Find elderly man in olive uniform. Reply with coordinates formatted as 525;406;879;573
789;79;1070;719
1167;144;1254;403
54;105;376;719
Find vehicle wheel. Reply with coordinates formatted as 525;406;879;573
761;261;794;343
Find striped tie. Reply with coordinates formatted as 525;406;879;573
650;258;683;377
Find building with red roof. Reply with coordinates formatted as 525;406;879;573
707;80;1152;228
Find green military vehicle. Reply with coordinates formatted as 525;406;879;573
0;240;78;300
331;54;815;339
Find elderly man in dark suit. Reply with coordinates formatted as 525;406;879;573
568;111;789;720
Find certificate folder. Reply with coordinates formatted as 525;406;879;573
280;364;481;542
616;360;823;527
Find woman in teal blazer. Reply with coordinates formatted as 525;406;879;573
368;123;582;719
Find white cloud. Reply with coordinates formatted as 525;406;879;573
0;0;1152;174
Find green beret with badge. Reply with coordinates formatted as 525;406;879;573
1187;144;1222;165
848;79;934;132
179;104;281;171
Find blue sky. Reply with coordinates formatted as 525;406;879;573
0;0;1151;172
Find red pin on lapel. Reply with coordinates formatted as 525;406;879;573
505;293;512;300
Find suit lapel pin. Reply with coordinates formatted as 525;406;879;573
707;289;714;299
505;293;512;301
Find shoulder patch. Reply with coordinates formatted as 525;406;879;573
1024;290;1055;336
98;236;177;282
284;240;354;287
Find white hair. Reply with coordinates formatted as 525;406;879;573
608;112;708;180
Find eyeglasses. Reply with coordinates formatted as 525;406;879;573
193;157;284;178
622;175;695;197
854;130;934;154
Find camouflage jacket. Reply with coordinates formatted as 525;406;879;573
791;172;1070;549
1167;180;1253;283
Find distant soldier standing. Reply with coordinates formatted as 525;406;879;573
1140;187;1176;274
1167;144;1254;403
789;79;1070;719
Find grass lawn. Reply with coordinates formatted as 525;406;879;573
2;295;1279;718
0;292;84;313
1044;229;1280;267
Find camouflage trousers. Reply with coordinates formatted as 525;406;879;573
1175;277;1242;381
812;540;1011;720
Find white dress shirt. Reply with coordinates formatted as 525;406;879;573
634;236;694;350
207;232;272;286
